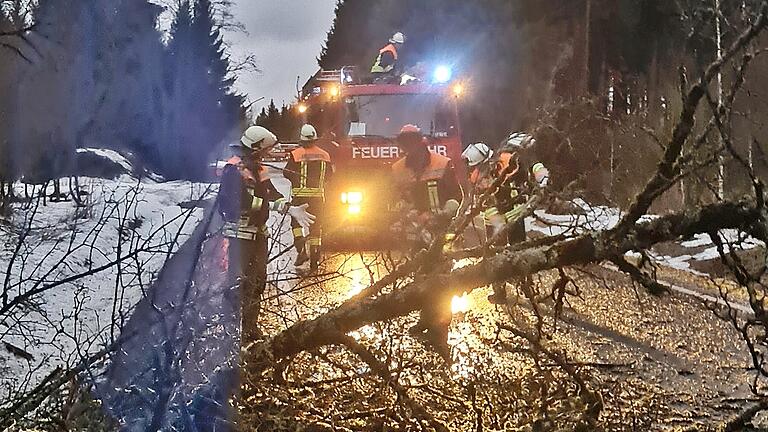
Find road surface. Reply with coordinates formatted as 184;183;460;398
95;173;760;430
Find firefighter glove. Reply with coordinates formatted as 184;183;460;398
488;214;507;238
288;203;316;230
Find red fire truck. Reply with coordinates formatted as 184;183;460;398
297;67;466;247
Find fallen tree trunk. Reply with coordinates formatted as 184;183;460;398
246;200;765;369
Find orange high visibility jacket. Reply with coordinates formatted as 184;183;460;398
371;43;398;74
284;145;333;199
219;156;286;240
225;156;272;183
483;153;549;226
392;152;461;214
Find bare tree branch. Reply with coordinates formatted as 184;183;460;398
245;200;766;370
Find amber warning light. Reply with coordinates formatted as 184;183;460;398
453;83;465;97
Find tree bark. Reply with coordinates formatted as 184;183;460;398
245;200;766;370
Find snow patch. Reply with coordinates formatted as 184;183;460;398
680;233;711;248
0;177;212;399
77;147;133;172
530;200;765;277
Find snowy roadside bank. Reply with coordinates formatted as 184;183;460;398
527;199;765;277
0;176;212;400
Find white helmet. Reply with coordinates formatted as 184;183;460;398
240;126;277;151
462;142;494;167
503;131;535;151
390;32;406;44
300;124;318;142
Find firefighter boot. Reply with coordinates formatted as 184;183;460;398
309;244;320;272
294;238;309;267
410;322;451;362
487;282;508;305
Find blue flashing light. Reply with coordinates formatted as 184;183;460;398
433;65;453;84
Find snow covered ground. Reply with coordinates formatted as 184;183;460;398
0;151;211;400
526;199;765;275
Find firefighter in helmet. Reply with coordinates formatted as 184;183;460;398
462;142;495;193
391;124;461;359
391;124;462;246
485;131;550;304
461;142;496;244
285;124;333;272
219;126;315;342
371;32;405;82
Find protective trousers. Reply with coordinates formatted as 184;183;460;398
228;233;268;343
487;218;526;304
291;197;324;259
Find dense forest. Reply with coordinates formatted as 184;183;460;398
319;0;768;208
0;0;245;182
254;99;303;142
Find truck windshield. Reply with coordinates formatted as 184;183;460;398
344;94;456;138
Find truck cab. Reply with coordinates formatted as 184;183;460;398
299;68;465;247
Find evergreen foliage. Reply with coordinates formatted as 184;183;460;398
320;0;768;206
255;99;302;142
0;0;245;182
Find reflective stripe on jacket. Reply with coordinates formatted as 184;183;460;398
223;216;267;241
392;152;458;214
286;145;332;199
219;157;278;240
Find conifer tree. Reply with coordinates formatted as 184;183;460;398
162;0;243;179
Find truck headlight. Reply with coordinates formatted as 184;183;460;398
341;191;363;205
341;191;363;216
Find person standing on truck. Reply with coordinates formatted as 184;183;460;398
391;124;461;359
485;131;550;305
285;124;333;272
218;126;315;342
370;32;405;82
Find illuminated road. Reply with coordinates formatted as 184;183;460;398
95;168;758;430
